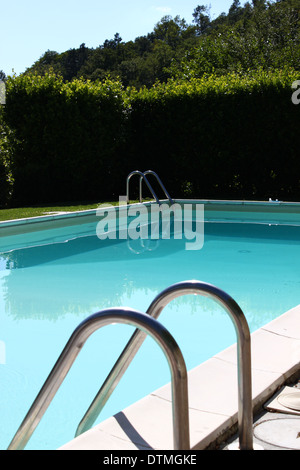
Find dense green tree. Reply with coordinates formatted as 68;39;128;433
153;15;195;47
227;0;244;23
252;0;267;8
61;43;90;81
192;5;211;35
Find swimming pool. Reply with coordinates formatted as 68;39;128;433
1;200;300;450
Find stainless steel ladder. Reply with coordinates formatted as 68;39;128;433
126;170;174;205
7;308;190;451
75;280;254;451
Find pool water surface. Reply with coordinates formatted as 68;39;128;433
0;202;299;450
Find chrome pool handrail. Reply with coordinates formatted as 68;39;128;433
141;170;174;205
126;170;173;205
7;308;190;451
126;170;160;204
76;280;254;451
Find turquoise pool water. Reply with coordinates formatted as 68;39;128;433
0;202;300;450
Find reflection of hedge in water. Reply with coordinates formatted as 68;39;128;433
1;263;136;321
0;235;184;320
1;68;299;207
2;215;299;324
1;266;229;321
2;252;290;330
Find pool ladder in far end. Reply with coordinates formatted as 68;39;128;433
126;170;174;205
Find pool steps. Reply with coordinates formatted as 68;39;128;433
75;280;253;450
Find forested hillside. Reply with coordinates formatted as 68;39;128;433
15;0;300;87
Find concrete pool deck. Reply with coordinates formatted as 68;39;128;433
59;303;300;451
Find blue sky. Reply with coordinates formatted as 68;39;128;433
2;1;239;77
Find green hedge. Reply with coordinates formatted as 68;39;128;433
2;74;126;205
0;68;299;207
127;69;300;201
